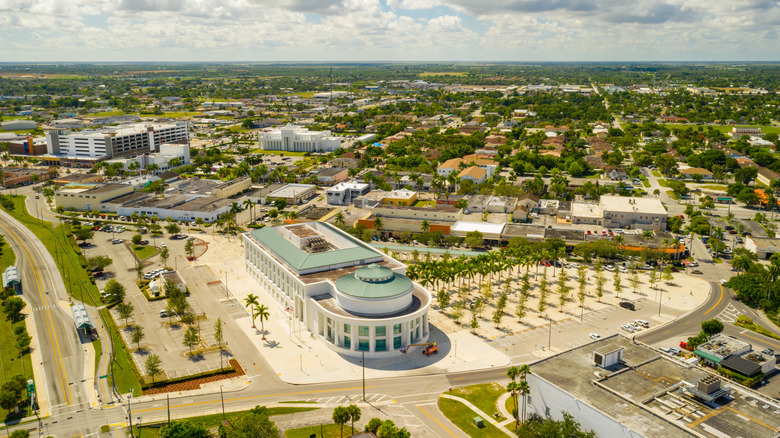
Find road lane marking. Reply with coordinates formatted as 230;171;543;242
737;332;780;351
417;405;459;438
2;220;72;406
134;386;374;414
702;285;724;316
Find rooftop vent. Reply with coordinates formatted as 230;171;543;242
697;376;722;395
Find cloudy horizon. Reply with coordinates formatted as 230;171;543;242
0;0;777;62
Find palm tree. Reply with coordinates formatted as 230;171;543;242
244;294;260;329
420;220;430;234
334;211;346;228
256;304;270;339
373;216;383;232
243;198;255;223
518;380;530;424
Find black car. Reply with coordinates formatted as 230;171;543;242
77;241;90;248
619;301;636;311
140;240;149;245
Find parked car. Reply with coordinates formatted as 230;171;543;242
161;242;167;247
691;269;703;274
159;310;168;318
605;265;615;272
187;236;195;241
139;240;149;245
689;261;699;267
589;333;601;340
621;324;635;333
635;319;650;328
720;279;728;285
77;242;90;248
93;271;105;278
111;239;123;244
619;266;628;273
619;301;636;310
762;348;774;356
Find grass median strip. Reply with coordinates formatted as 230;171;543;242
130;406;320;438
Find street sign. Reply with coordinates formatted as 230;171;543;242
99;375;108;379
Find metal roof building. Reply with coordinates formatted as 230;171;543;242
71;303;98;336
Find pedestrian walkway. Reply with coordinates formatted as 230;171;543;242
440;394;513;436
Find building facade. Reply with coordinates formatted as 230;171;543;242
258;125;341;152
243;223;431;358
45;122;189;160
326;182;370;206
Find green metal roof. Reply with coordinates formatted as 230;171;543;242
250;223;381;272
355;264;394;281
694;349;722;364
335;268;413;299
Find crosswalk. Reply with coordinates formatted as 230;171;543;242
716;303;741;323
302;393;390;405
31;304;56;312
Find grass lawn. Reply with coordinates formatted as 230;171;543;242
657;179;669;188
282;91;315;98
413;200;436;208
101;308;142;395
89;110;128;117
130;406;320;437
698;184;729;191
285;424;357;438
163;111;201;118
1;196;102;306
448;383;506;421
639;176;651;188
132;245;157;260
651;170;662;178
438;398;506;438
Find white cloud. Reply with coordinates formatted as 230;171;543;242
0;0;776;61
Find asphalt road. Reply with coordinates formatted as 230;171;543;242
0;207;90;418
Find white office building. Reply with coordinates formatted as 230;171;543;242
45;122;189;159
258;124;341;153
104;143;191;174
326;182;370;206
243;222;431;358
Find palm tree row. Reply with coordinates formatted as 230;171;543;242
405;245;566;294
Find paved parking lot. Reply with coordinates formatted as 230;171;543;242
82;226;267;383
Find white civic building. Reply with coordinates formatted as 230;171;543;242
243;222;430;358
257;124;342;153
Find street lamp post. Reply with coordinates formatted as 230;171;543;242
547;315;552;350
128;389;134;437
362;351;366;402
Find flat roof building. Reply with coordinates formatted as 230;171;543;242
266;184;317;205
529;335;780;438
243;223;430;358
45;122;189;160
258;124;341;153
600;196;667;231
326;182;370;206
55;183;135;212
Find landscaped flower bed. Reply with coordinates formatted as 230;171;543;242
142;359;246;395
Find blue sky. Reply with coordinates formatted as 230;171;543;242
0;0;777;62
